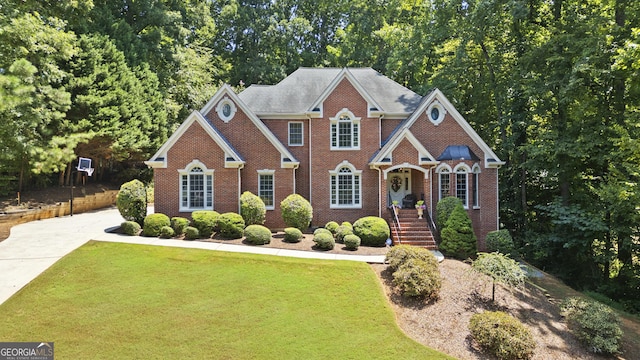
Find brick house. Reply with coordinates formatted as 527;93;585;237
146;68;504;249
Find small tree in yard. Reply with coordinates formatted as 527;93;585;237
116;179;147;225
436;196;463;230
471;252;527;302
440;203;477;259
280;194;313;230
240;191;266;226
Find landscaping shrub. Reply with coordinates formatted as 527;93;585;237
244;224;272;245
170;217;190;236
313;228;332;236
560;297;622;354
469;311;536;360
386;245;438;271
325;221;339;234
240;191;266;226
313;231;335;250
184;226;200;240
143;213;170;237
116;179;147;225
217;212;245;239
486;229;516;255
334;225;353;243
440;203;477;259
436;196;462;230
283;227;303;243
341;221;353;229
343;234;361;250
353;216;390;247
159;226;175;239
392;258;441;299
121;221;141;236
191;210;219;238
280;194;313;230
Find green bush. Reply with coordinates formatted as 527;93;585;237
440;203;477;259
334;225;354;243
436;196;462;230
341;221;353;229
469;311;536;360
353;216;390;247
240;191;266;226
325;221;339;234
170;217;190;236
386;245;438;271
283;227;303;243
392;258;441;299
184;226;200;240
313;232;335;250
143;213;171;237
560;297;622;354
486;229;516;255
116;179;147;225
343;234;361;250
280;194;313;230
244;224;272;245
121;221;141;236
217;212;246;239
313;227;332;236
160;226;175;239
191;210;219;238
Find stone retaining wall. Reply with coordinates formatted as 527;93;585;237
0;190;119;229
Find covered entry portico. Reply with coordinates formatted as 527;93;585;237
383;163;433;213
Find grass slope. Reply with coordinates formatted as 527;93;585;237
0;241;451;359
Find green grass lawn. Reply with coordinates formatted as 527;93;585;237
0;241;452;359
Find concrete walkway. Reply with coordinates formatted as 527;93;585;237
0;206;386;305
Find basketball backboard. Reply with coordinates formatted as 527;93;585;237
77;157;94;176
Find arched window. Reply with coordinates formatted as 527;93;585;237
437;165;452;200
454;164;471;208
330;109;360;150
472;164;481;208
330;162;362;208
179;161;214;211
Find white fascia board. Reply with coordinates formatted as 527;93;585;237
308;68;383;114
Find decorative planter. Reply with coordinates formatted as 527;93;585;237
417;208;424;219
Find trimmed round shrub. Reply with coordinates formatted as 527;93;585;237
143;213;171;237
325;221;339;234
160;226;175;239
440;203;477;259
283;227;303;243
191;210;219;238
436;196;463;230
280;194;313;230
170;217;190;236
313;227;332;236
469;311;536;360
560;297;622;354
244;224;272;245
386;245;438;271
313;232;335;250
217;212;246;239
184;226;200;240
353;216;390;247
392;258;441;299
343;234;361;250
485;229;516;255
121;221;141;236
240;191;266;226
116;179;147;225
334;225;353;243
341;221;353;229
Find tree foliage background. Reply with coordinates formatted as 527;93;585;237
1;0;639;310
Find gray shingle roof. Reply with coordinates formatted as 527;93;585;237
237;68;423;114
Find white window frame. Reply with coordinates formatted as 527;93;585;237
178;160;214;212
330;109;361;150
426;101;447;126
216;97;237;122
329;161;362;209
436;164;452;201
472;164;481;209
257;169;275;210
454;163;471;209
288;121;303;146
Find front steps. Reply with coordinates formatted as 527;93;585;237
388;208;437;250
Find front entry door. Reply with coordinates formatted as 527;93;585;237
388;169;411;207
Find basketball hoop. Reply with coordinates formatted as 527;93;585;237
77;157;94;177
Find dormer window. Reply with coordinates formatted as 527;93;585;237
330;109;360;150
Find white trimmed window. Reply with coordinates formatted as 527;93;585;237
330;109;360;150
330;162;362;208
454;164;470;208
258;170;275;209
179;161;213;211
216;97;237;122
472;164;480;208
438;166;451;200
288;122;303;146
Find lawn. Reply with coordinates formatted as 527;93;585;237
0;241;452;359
